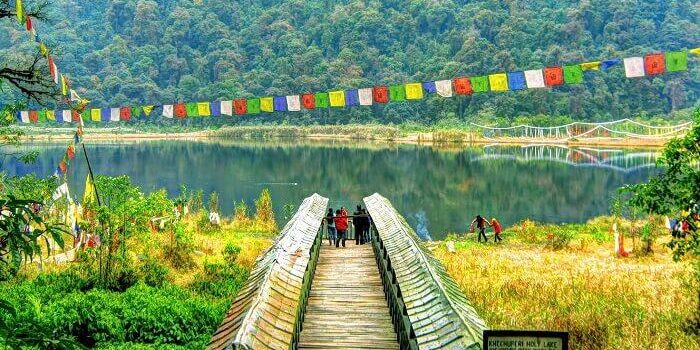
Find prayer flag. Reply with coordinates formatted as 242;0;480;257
29;111;38;123
25;16;32;31
435;80;453;97
405;83;424;100
471;76;489;93
197;102;211;116
624;57;645;78
260;97;274;112
83;174;97;206
162;105;174;118
454;77;473;95
389;85;406;101
210;102;221;117
286;95;301;111
100;108;110;122
345;89;359;106
46;110;56;121
142;105;154;117
72;110;82;124
58;160;67;174
16;0;23;23
66;145;75;160
48;56;56;81
131;106;143;118
580;61;601;71
61;110;72;123
185;103;199;117
488;74;509;92
507;72;526;90
273;96;287;111
37;110;47;123
524;69;545;88
90;109;101;122
234;99;247;115
373;86;389;103
221;101;233;116
110;108;120;122
689;48;700;56
601;59;621;71
644;53;665;75
358;88;373;106
665;51;687;72
61;75;68;95
543;66;564;86
20;111;30;123
247;98;261;114
329;90;346;107
422;81;437;94
563;64;584;84
39;43;48;57
302;93;316;109
174;103;187;118
315;92;330;108
80;109;90;123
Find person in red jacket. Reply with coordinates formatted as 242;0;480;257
491;218;503;242
334;209;348;247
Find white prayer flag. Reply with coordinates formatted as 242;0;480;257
286;95;301;111
61;110;72;123
435;80;453;97
162;104;174;118
358;88;373;105
624;57;645;78
20;111;30;123
524;69;546;88
110;108;120;122
221;101;233;116
53;63;59;84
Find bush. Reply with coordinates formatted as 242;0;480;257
138;257;169;287
189;262;248;299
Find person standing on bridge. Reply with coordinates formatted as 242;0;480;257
353;205;365;245
471;215;489;242
334;209;348;247
326;208;336;246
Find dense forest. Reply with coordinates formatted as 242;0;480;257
1;0;699;125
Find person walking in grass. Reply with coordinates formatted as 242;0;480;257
491;217;503;242
471;215;489;242
326;208;336;246
334;209;348;248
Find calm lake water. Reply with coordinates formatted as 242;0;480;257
2;140;660;240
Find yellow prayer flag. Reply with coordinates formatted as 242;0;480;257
16;0;23;23
90;109;101;122
580;61;601;71
405;83;424;100
329;90;346;107
488;73;509;92
46;110;56;121
690;48;700;56
39;43;48;57
83;174;97;206
61;75;68;95
196;102;211;116
142;105;155;116
260;97;274;112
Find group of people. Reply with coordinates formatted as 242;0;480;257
470;215;503;242
325;205;371;247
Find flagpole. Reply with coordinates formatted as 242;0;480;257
81;143;102;206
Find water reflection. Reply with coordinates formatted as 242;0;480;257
1;140;660;240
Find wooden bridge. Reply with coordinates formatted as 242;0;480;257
207;193;486;350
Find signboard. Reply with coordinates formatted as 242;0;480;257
484;330;568;350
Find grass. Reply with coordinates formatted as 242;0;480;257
434;218;698;350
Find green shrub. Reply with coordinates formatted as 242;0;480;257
189;262;248;299
223;243;241;266
138;257;169;287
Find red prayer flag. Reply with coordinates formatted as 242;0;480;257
234;99;247;115
71;110;81;123
25;16;32;31
66;145;75;160
29;110;38;123
48;56;56;78
302;93;316;109
59;160;67;174
119;107;131;121
453;77;473;95
544;66;564;86
373;86;389;103
174;103;187;118
644;53;665;75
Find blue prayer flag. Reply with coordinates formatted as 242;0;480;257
273;96;287;112
101;108;111;122
507;72;526;90
210;102;221;117
345;89;360;106
601;59;621;71
422;81;437;94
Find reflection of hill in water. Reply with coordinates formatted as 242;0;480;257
3;141;660;240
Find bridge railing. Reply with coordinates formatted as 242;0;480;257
290;222;324;349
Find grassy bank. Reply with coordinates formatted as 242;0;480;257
434;218;698;350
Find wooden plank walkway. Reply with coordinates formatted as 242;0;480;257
298;243;399;350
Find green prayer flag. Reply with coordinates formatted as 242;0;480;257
315;92;329;108
81;109;91;123
563;64;584;84
247;99;261;114
185;103;198;117
471;76;489;93
389;85;406;101
37;110;47;122
131;106;143;118
666;51;687;72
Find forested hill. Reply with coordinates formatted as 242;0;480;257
2;0;699;124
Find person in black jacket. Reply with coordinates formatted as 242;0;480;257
353;205;364;245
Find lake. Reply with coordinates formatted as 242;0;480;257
2;140;660;240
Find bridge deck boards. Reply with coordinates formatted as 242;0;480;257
298;243;399;350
